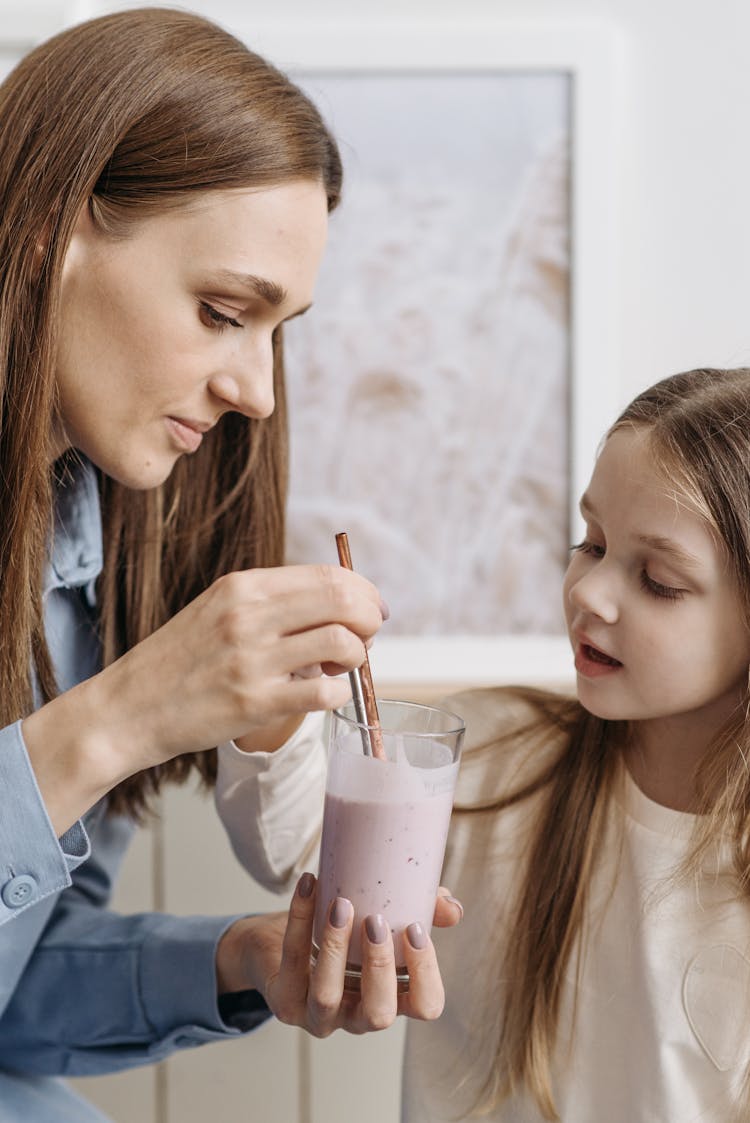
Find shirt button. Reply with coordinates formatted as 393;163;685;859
2;874;37;908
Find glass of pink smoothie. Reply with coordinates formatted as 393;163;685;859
312;699;465;990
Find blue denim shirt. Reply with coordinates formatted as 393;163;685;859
0;457;268;1119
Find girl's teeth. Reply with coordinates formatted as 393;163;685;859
587;645;618;666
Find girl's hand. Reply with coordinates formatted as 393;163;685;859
216;874;463;1035
22;565;384;833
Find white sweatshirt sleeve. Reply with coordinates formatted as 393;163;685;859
214;712;327;893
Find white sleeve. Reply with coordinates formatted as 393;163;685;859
214;711;327;893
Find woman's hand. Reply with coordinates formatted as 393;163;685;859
22;565;384;834
216;874;463;1035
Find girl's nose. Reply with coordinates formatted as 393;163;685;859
567;565;619;625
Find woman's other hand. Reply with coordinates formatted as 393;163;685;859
216;874;464;1035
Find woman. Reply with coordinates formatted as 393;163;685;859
0;9;455;1119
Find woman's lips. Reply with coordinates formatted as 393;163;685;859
165;416;205;453
574;641;623;678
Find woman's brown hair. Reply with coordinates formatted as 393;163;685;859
461;368;750;1119
0;7;342;817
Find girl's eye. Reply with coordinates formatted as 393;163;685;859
640;571;685;601
198;300;242;332
570;539;605;559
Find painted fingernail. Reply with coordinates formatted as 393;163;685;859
379;598;390;621
406;922;427;949
365;913;388;944
445;895;464;919
297;872;315;899
330;897;352;928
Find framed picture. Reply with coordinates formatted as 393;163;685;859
248;20;624;688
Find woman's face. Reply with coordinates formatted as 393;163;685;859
55;180;328;488
563;426;750;740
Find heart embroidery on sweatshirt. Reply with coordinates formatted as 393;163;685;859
683;944;750;1071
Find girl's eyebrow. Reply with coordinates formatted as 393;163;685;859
636;533;702;569
580;493;701;569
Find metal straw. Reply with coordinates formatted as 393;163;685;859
335;532;386;760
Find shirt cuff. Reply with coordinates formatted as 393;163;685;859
217;988;269;1032
140;914;270;1040
215;711;326;890
217;710;326;776
0;721;90;923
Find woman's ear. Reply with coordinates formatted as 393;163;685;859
60;200;98;282
32;205;81;274
32;220;52;273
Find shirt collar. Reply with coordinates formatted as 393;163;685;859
44;455;103;597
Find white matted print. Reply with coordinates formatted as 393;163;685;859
284;69;570;638
266;23;624;684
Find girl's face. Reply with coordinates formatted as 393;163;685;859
563;427;750;736
54;180;328;489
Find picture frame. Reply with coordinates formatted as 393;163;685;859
244;19;625;689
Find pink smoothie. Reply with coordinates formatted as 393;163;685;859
313;732;458;969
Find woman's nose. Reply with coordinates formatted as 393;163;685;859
567;564;619;625
209;340;275;420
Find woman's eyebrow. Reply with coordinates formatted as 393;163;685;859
211;269;287;306
208;269;312;320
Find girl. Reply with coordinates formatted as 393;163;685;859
225;367;750;1121
0;9;454;1120
402;365;750;1122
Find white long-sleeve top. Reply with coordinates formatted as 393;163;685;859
401;690;750;1121
215;711;327;891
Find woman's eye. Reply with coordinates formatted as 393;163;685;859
570;539;605;559
640;571;685;601
198;300;242;332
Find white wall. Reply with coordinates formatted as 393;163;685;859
3;0;749;1119
79;0;750;401
32;0;750;406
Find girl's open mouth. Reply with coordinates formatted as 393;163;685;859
582;643;622;667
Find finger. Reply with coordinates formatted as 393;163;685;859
265;673;353;718
291;663;323;680
306;897;354;1037
433;888;464;928
396;922;445;1021
241;567;385;634
320;636;376;678
357;914;398;1032
237;564;382;607
278;624;370;679
269;873;317;1025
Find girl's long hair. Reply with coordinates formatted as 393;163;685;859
0;7;342;818
462;368;750;1118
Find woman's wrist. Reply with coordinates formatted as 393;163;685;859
21;677;134;836
215;915;266;994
